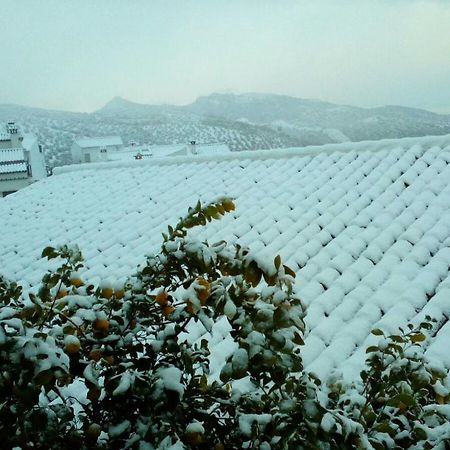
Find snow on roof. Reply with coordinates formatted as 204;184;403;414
107;143;230;162
0;162;28;174
0;132;10;141
2;134;450;380
0;148;25;163
192;143;230;155
75;136;123;148
148;144;189;157
107;149;150;162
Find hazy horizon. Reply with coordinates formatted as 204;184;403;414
1;0;449;114
3;91;450;116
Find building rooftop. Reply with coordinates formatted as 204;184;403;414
107;143;230;161
0;148;25;163
75;136;123;148
1;134;450;380
0;162;28;175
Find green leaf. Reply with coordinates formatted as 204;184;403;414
293;332;304;346
283;265;296;278
390;335;405;343
274;255;281;271
370;441;386;450
375;422;395;435
410;332;426;343
366;346;380;353
34;369;54;387
41;246;59;259
245;261;262;287
387;393;415;408
371;328;384;336
413;427;428;441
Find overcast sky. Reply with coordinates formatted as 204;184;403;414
0;0;449;113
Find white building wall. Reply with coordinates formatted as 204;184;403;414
81;147;108;163
0;178;30;197
72;143;124;164
23;136;47;180
71;142;83;164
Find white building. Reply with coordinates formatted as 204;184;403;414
71;136;124;164
171;141;231;157
107;141;231;162
0;122;47;197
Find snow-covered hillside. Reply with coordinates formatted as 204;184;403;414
1;93;449;169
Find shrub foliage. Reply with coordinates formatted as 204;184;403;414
0;198;449;449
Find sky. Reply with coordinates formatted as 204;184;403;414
0;0;449;113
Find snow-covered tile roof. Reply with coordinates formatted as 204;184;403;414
0;162;27;174
149;144;188;157
0;148;25;163
2;134;450;380
75;136;123;148
0;132;10;141
193;143;230;155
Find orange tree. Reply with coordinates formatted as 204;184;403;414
0;198;449;449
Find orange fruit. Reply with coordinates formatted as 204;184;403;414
56;289;68;299
185;431;205;445
64;337;81;354
155;290;169;306
89;349;103;362
70;277;84;288
93;319;110;332
115;288;125;299
195;278;210;305
162;305;175;316
86;423;102;442
65;342;80;354
100;287;114;299
185;300;196;315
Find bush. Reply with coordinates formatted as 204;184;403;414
0;198;449;449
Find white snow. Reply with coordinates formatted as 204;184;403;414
185;420;205;434
239;413;272;437
2;134;450;381
157;366;184;397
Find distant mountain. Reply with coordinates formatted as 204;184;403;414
99;96;179;117
0;93;449;168
99;92;450;143
187;93;337;122
184;93;450;141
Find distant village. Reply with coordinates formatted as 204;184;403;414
0;122;230;197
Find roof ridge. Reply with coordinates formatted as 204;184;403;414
54;133;450;177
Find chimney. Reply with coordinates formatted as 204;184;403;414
7;122;23;148
189;140;197;155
